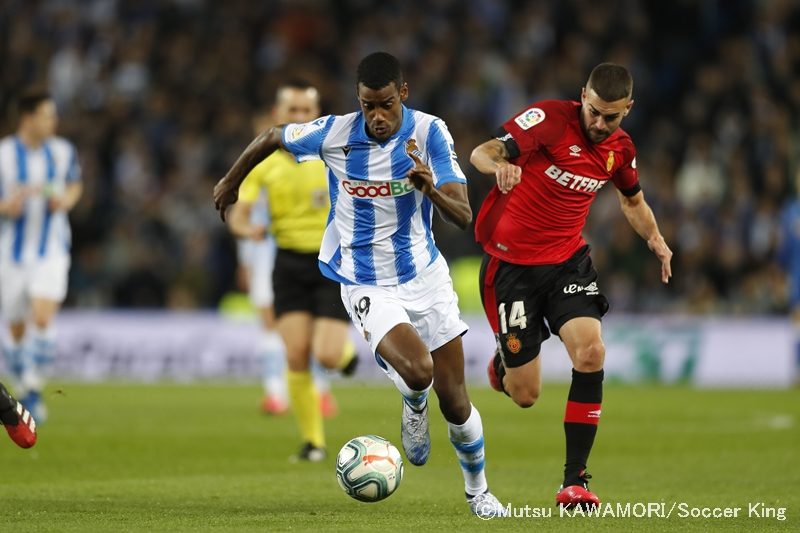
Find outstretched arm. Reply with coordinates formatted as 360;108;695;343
407;151;472;230
213;126;284;221
470;139;522;194
617;189;673;283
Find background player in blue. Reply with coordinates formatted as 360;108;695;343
0;89;83;422
215;52;507;518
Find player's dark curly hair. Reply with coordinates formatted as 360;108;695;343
357;52;404;91
587;63;633;101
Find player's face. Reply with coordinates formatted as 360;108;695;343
273;87;321;125
357;82;408;142
580;87;632;144
28;100;58;140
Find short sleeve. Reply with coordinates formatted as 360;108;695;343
282;115;335;162
496;100;567;161
612;146;641;196
426;119;466;188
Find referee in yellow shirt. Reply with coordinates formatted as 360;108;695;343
228;80;357;462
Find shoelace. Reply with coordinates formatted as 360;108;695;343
404;405;427;444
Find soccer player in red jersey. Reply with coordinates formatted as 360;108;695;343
470;63;672;509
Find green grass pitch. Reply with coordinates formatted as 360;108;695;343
0;382;796;532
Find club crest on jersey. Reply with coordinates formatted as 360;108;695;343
606;151;615;172
406;138;422;158
514;107;545;130
505;333;522;354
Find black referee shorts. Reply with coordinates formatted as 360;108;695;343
272;248;350;321
479;245;609;368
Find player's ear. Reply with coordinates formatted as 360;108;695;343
399;82;409;102
624;99;634;116
580;86;587;103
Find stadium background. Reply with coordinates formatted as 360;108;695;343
1;1;799;531
2;0;797;314
2;0;799;387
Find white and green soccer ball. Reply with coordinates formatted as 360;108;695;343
336;435;404;502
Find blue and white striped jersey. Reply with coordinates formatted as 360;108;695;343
0;135;81;264
282;106;466;286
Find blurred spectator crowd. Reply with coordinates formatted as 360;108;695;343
1;0;798;314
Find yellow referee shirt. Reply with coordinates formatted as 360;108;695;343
238;150;328;253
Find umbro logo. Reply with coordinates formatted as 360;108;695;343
569;145;582;157
342;146;351;156
588;409;601;418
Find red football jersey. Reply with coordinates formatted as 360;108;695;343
475;100;640;265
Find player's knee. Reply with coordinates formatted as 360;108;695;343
397;355;434;391
510;387;539;408
31;315;50;330
314;347;343;369
572;340;605;372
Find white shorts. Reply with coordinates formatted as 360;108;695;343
0;256;70;322
247;238;277;308
340;255;468;354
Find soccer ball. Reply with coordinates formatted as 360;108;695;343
336;435;404;502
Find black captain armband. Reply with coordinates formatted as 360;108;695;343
492;127;521;160
619;183;642;197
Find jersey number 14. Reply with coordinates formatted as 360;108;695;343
498;301;527;333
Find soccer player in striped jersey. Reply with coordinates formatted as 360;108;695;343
228;84;357;461
215;52;507;517
0;89;82;423
471;63;672;509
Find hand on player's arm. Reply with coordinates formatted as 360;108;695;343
214;126;284;222
646;233;672;284
0;189;28;218
48;182;83;212
470;139;521;194
617;190;672;284
406;150;472;230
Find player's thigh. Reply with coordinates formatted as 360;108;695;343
479;254;550;369
406;256;468;353
545;247;608;370
30;256;69;306
276;311;313;370
311;317;350;367
341;284;431;387
0;262;30;325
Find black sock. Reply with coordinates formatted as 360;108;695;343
563;369;603;486
0;383;19;425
